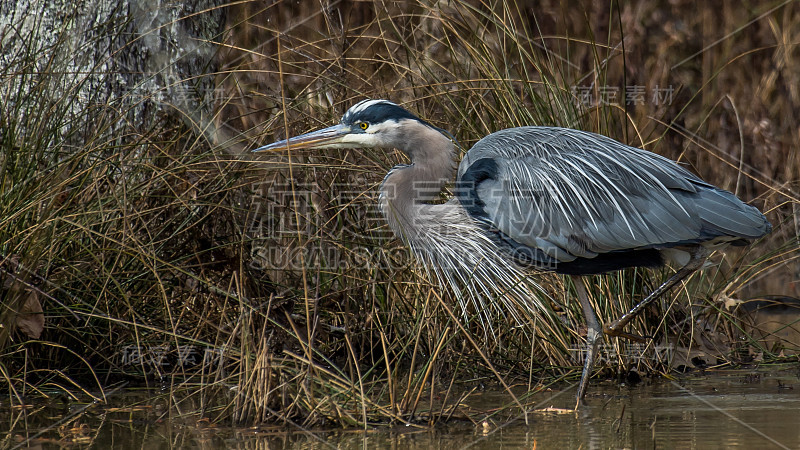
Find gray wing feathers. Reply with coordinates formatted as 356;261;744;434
692;187;771;238
459;127;770;263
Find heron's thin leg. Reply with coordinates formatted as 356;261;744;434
605;246;710;339
572;275;603;409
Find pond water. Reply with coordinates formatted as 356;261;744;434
4;368;798;449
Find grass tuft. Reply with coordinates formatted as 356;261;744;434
1;0;798;431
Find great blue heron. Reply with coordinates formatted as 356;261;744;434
254;99;771;408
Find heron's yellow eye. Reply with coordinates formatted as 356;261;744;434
359;122;368;130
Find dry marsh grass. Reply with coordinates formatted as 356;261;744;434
1;0;798;430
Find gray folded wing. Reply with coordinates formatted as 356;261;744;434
456;127;770;264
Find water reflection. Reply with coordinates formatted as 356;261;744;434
3;369;798;449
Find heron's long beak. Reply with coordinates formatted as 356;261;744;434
253;124;353;152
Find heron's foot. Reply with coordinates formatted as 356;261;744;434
575;326;603;409
603;323;648;343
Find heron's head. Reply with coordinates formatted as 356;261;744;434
253;99;452;160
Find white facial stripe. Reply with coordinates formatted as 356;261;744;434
339;132;381;147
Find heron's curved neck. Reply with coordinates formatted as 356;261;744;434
379;128;456;240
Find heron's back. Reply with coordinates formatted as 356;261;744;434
456;126;771;274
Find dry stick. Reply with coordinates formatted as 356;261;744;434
408;325;451;419
400;294;426;414
343;333;368;429
727;95;745;197
377;321;396;415
437;343;466;422
428;368;435;426
430;290;529;425
615;403;626;433
274;30;315;397
280;311;314;417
